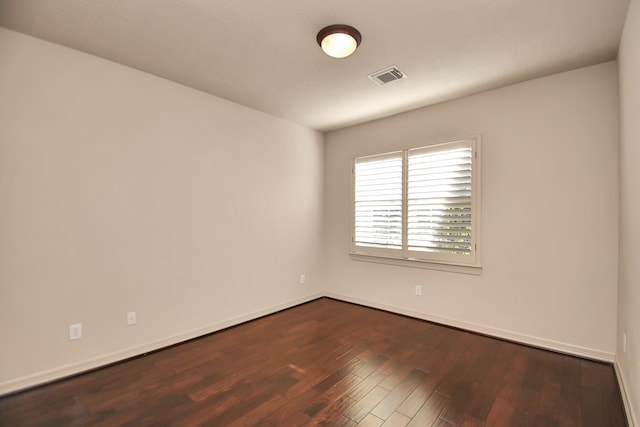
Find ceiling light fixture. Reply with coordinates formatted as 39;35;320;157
317;24;362;58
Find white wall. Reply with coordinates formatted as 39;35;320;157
618;0;640;423
325;62;620;361
0;28;324;394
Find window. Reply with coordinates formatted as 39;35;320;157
352;136;481;268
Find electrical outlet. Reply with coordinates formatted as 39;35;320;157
127;311;137;326
623;333;627;354
299;274;306;285
415;285;422;296
69;323;82;341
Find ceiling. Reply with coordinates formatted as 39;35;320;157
0;0;630;132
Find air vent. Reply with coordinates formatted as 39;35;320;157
368;65;406;85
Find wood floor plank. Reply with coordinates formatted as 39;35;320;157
406;391;451;427
395;376;438;418
345;386;390;423
370;369;426;420
484;391;519;426
458;413;485;426
348;373;387;402
0;298;628;427
310;394;357;426
358;413;385;426
324;373;365;402
380;412;412;427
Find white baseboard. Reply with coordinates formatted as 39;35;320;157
614;357;638;427
325;292;615;362
0;293;323;396
0;291;619;398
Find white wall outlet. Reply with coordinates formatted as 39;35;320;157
127;311;137;326
299;274;306;285
415;285;422;296
623;333;627;354
69;323;82;341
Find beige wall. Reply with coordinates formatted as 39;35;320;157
325;62;620;361
618;0;640;423
0;28;325;394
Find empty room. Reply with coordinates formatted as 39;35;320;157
0;0;638;426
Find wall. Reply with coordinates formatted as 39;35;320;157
618;0;640;423
325;62;620;361
0;28;324;394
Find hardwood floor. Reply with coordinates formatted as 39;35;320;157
0;298;628;426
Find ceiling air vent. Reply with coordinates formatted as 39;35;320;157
368;65;406;85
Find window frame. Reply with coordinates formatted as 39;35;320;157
350;135;482;270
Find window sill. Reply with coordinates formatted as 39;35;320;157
349;253;482;275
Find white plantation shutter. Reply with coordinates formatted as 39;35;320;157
351;137;480;267
407;140;475;263
353;152;403;253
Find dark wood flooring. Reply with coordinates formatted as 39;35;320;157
0;298;628;426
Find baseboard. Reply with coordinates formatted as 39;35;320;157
0;293;324;396
614;357;638;427
325;292;615;363
0;291;619;397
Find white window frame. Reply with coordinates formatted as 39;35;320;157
351;135;482;270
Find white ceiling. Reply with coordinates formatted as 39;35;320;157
0;0;630;131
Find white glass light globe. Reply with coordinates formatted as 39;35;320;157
321;32;358;58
